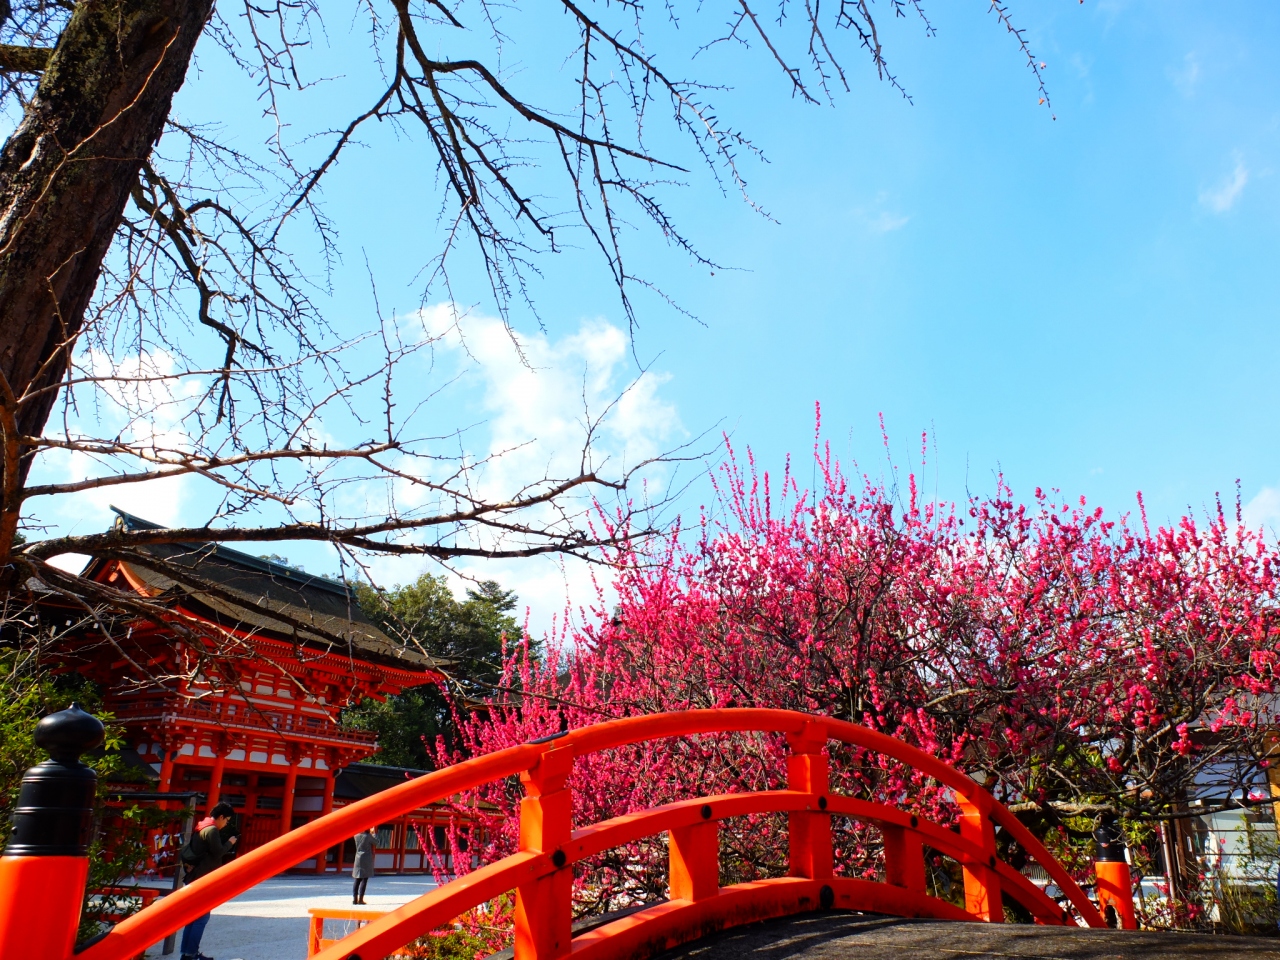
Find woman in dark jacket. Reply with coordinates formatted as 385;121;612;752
352;827;376;904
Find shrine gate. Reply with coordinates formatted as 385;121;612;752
50;508;450;867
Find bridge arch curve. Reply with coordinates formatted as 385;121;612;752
76;709;1109;960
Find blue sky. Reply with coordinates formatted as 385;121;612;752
610;0;1280;530
28;1;1280;622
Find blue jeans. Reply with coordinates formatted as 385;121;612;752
180;912;211;957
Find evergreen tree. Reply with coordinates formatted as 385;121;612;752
343;576;524;769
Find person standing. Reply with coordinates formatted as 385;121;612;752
180;801;238;960
352;827;376;904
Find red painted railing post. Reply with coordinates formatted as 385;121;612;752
786;722;833;880
307;914;324;956
669;813;719;902
1093;815;1137;929
514;747;574;960
958;796;1003;922
882;824;926;895
0;705;104;960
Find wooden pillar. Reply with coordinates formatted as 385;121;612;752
280;768;298;837
206;747;227;813
958;796;1002;922
314;770;334;874
669;819;719;902
883;824;926;894
308;914;324;956
158;743;175;793
514;748;573;960
1094;849;1137;928
786;722;833;881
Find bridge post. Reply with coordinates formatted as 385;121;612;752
786;723;832;881
1093;815;1136;929
514;747;574;960
669;811;719;902
957;796;1003;922
0;704;105;960
882;824;926;896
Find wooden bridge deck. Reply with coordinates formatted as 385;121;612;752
654;912;1280;960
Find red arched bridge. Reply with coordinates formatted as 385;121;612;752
2;708;1137;960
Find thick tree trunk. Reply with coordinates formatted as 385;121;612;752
0;0;212;567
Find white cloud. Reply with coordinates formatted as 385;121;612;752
854;191;909;234
868;211;910;233
419;305;681;501
25;311;681;639
368;306;684;636
47;552;92;575
1244;485;1280;533
1200;158;1248;213
1094;0;1134;33
25;348;202;562
1170;52;1200;95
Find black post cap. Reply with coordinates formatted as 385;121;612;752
1093;813;1127;863
4;703;105;857
35;702;105;761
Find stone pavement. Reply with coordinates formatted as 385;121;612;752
656;912;1280;960
148;873;436;960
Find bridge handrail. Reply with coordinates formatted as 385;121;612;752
76;708;1104;960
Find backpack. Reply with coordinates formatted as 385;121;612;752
178;829;205;868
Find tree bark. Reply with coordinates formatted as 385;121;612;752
0;45;53;74
0;0;212;565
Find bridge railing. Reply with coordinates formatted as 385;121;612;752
1;707;1135;960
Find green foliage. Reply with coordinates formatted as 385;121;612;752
356;575;526;684
1213;817;1279;935
0;648;174;943
343;685;451;770
0;649;53;851
0;648;115;850
343;576;525;769
405;927;505;960
259;553;306;572
79;802;188;943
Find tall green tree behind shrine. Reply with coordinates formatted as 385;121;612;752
344;576;525;769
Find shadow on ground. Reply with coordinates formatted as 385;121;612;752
158;873;436;960
655;912;1280;960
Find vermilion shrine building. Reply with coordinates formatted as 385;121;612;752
58;509;458;871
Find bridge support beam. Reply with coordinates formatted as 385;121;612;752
670;819;719;902
882;824;926;896
787;723;833;881
958;798;1002;922
515;747;574;960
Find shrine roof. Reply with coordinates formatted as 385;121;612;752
334;762;425;800
335;762;497;810
83;508;446;674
